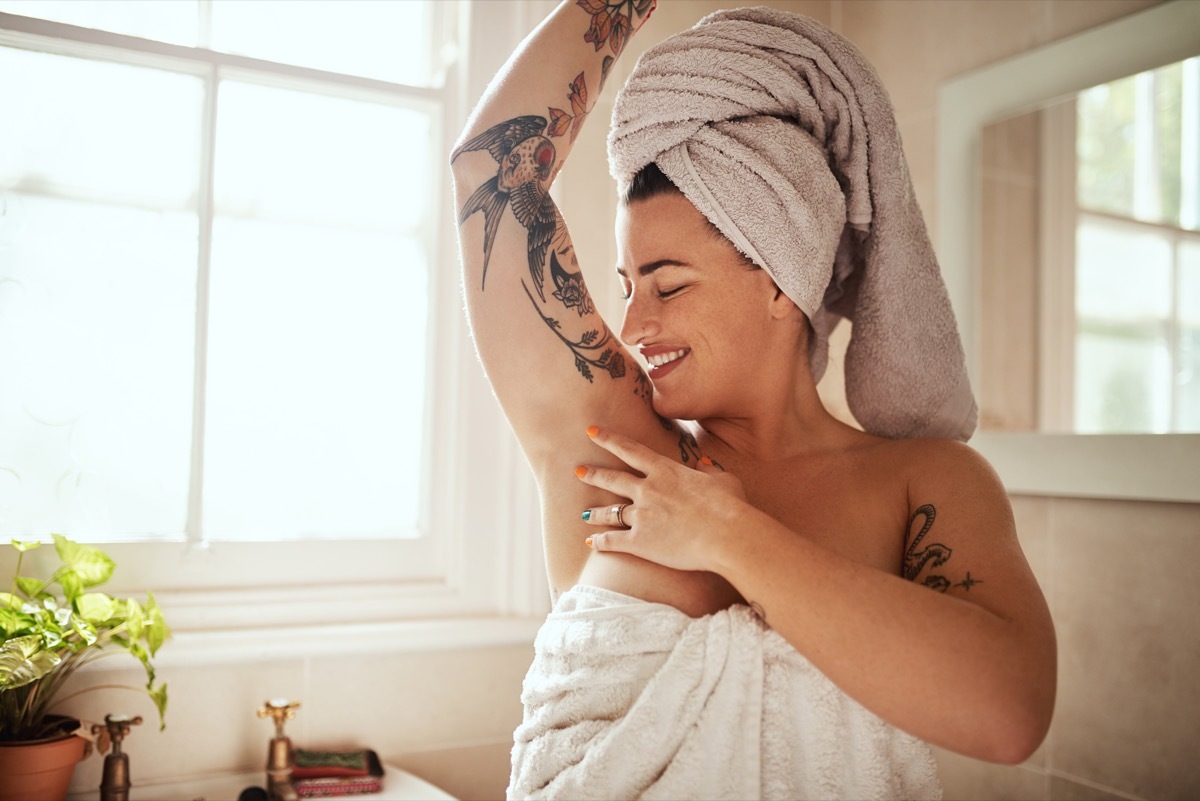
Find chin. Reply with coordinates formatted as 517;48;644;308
651;387;706;423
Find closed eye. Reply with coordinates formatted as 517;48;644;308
657;286;685;299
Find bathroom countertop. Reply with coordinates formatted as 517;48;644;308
67;764;457;801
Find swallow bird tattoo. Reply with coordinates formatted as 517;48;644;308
452;115;558;299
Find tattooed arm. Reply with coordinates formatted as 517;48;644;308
451;2;692;587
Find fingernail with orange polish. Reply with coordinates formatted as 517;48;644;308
585;536;594;548
700;456;713;466
586;425;600;438
575;465;588;478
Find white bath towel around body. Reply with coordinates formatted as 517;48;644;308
508;585;942;800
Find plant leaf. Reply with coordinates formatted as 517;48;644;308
15;576;43;599
57;570;83;603
0;605;32;638
0;591;21;610
52;533;115;588
0;635;61;689
123;598;144;641
144;591;169;656
147;682;168;731
10;539;41;553
76;592;116;624
72;616;98;646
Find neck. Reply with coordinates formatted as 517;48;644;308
693;366;867;463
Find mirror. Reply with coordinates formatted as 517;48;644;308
978;58;1199;435
937;0;1200;501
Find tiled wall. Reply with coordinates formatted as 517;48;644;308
61;642;534;800
933;496;1200;800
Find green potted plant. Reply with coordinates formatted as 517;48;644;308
0;535;169;801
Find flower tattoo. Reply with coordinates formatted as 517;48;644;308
550;249;594;316
547;72;589;143
577;0;655;56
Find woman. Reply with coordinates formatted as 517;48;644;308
450;2;1056;798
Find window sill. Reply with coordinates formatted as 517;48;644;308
973;432;1200;503
137;615;544;668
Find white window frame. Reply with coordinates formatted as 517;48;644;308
0;4;548;657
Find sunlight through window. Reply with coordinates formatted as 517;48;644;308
0;2;445;541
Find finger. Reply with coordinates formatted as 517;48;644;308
586;425;667;475
574;463;640;499
585;529;636;554
581;503;632;527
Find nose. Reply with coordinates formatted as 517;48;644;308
619;290;660;346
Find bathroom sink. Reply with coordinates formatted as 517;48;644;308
67;764;457;801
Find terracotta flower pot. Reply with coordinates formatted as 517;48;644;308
0;727;88;801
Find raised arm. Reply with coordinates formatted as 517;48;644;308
451;2;688;585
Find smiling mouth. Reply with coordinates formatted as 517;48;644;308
643;348;690;377
647;349;688;368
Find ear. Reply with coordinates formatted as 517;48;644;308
768;285;800;321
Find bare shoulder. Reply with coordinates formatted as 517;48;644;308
866;436;1004;501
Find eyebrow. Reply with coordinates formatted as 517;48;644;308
615;259;690;279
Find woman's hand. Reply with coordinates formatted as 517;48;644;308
576;425;748;572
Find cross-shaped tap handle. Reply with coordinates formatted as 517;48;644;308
257;698;301;738
91;713;143;756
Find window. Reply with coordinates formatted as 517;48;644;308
1069;58;1200;433
0;2;543;634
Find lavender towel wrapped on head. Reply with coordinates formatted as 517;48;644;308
608;6;977;441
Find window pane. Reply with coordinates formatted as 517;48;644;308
214;80;430;231
1076;332;1171;433
0;0;199;45
1076;216;1172;321
1077;76;1136;218
202;221;426;540
0;195;197;537
209;0;433;85
206;65;434;541
1077;61;1189;228
0;47;203;537
0;46;203;206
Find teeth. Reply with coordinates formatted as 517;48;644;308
648;349;686;367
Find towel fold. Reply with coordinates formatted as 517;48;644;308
608;7;977;441
508;585;942;800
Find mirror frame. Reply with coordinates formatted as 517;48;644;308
937;0;1200;503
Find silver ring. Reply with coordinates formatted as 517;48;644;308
613;504;627;527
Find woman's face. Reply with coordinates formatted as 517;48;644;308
616;191;798;420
